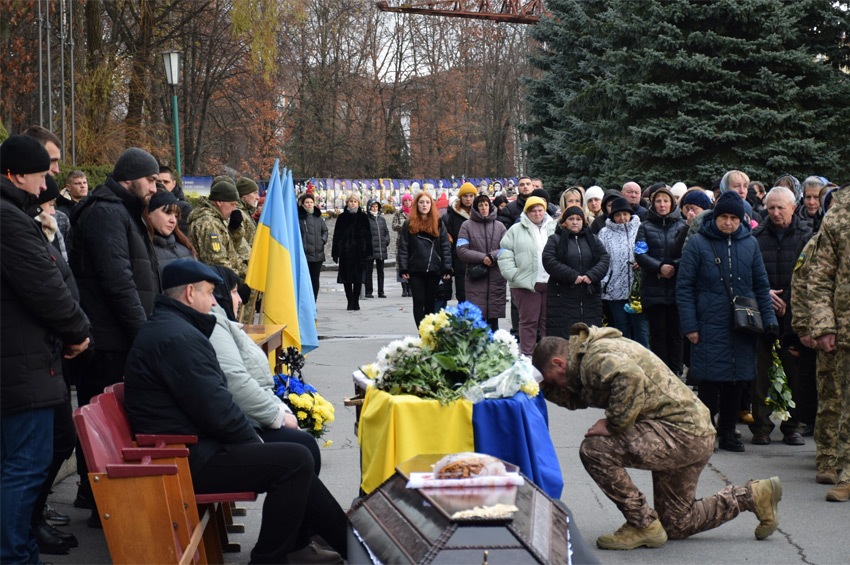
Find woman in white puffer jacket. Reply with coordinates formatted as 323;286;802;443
597;197;649;347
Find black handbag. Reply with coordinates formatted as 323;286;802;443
467;263;489;281
466;222;494;281
709;241;764;334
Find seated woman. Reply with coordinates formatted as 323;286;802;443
207;265;321;474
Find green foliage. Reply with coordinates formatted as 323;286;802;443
183;191;203;209
0;119;8;143
525;0;850;189
381;204;396;215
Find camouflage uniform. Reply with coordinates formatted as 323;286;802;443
233;200;258;323
187;198;246;279
807;187;850;482
791;234;842;473
542;325;759;539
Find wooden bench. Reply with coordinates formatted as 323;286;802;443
104;383;254;549
74;388;256;564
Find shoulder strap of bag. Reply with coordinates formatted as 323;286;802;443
708;239;735;304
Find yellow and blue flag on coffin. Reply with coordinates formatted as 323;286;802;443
246;160;319;353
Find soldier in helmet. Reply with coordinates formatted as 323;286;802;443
188;180;246;279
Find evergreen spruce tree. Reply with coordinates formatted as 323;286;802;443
524;0;850;189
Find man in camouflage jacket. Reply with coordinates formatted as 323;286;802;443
806;184;850;502
188;180;247;279
533;325;782;549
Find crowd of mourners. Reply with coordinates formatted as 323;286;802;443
1;125;848;563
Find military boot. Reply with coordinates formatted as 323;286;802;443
826;481;850;502
751;476;782;539
596;519;667;550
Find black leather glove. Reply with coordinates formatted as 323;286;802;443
229;211;243;230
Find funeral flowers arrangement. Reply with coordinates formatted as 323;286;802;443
765;341;795;421
360;302;538;404
273;347;335;439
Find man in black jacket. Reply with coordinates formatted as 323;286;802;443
125;260;348;564
67;147;161;515
1;135;90;563
750;186;814;446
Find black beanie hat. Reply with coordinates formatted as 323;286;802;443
112;148;159;182
681;190;712;211
148;189;180;212
608;197;633;220
713;191;745;221
209;180;239;202
1;135;51;175
530;188;549;202
38;175;60;204
563;206;584;219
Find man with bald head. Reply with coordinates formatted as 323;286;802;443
622;182;648;218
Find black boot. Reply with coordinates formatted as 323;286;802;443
401;283;409;297
35;523;73;555
718;433;745;452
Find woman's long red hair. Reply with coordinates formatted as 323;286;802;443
407;192;439;237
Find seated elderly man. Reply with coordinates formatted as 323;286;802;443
124;259;346;564
532;325;782;550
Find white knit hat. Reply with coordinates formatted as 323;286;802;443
585;185;604;201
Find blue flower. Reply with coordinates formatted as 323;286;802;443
634;241;649;255
455;301;483;322
304;383;317;394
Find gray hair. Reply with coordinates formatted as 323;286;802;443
802;176;825;190
764;186;796;207
163;284;188;299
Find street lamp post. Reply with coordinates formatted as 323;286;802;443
161;50;182;176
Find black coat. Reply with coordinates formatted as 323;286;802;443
56;191;79;219
299;206;328;263
1;177;90;414
366;212;390;261
752;214;813;337
331;208;371;284
542;225;610;338
68;177;161;352
398;220;452;275
444;203;471;273
124;295;260;473
635;208;686;308
152;233;194;273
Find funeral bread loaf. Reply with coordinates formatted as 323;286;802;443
433;452;506;479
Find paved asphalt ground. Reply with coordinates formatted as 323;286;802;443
48;271;847;564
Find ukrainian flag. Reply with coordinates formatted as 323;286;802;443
246;161;319;353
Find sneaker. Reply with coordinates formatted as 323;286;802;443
596;519;667;550
739;410;755;424
826;481;850;502
816;468;838;485
286;541;344;563
751;476;782;540
782;432;805;446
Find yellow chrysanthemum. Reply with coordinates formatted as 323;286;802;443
313;421;323;431
296;410;308;420
288;393;304;408
521;381;539;397
361;363;381;380
323;440;333;448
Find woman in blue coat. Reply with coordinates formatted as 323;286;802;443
677;192;777;452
